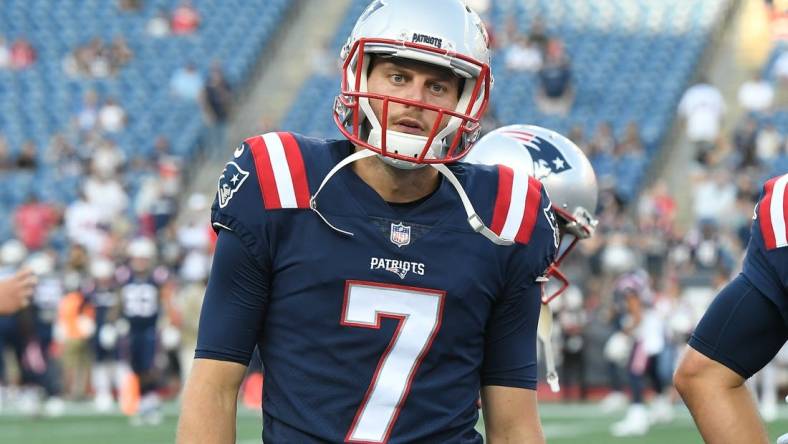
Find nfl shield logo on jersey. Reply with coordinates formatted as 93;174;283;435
390;222;411;247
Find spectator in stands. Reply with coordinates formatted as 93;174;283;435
588;122;617;189
170;63;203;101
202;63;232;152
14;194;60;251
117;0;141;11
613;122;647;202
109;36;133;74
98;98;127;133
0;136;13;171
64;188;106;253
16;140;39;170
84;170;129;225
567;125;589;153
772;49;788;86
756;122;782;165
45;134;82;178
311;42;338;76
637;181;676;280
149;135;182;197
692;169;737;225
737;71;774;113
772;140;788;176
91;139;126;178
0;36;10;69
171;0;200;35
85;38;111;78
504;35;542;72
535;38;574;115
678;78;726;165
10;37;35;70
527;16;549;55
76;90;100;133
732;116;759;168
147;8;171;38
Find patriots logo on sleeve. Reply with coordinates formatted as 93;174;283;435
500;130;572;180
217;161;250;208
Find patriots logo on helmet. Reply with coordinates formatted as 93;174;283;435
217;161;250;208
501;130;572;180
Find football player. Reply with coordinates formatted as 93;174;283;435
84;257;123;412
177;1;559;443
465;124;598;393
118;238;172;425
674;173;788;443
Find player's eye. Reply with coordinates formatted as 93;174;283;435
429;82;448;95
390;73;405;84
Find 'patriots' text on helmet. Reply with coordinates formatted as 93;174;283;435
464;124;599;302
334;0;492;169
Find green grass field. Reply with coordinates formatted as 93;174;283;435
2;402;788;443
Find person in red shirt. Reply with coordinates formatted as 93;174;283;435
10;38;35;69
14;195;60;250
171;0;200;35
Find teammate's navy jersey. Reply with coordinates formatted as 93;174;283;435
83;280;120;327
743;173;788;322
118;266;169;330
197;132;558;443
32;275;63;325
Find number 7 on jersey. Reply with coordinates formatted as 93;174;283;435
341;281;445;443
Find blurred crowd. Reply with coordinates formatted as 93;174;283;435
0;0;232;422
0;1;784;437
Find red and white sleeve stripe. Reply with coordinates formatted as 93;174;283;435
489;165;543;244
246;132;311;210
759;173;788;250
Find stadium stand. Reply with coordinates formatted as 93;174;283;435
0;0;292;241
283;0;732;203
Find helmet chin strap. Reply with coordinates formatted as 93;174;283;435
367;128;441;170
309;149;377;237
310;148;515;246
430;163;514;246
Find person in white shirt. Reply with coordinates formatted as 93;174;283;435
678;79;726;163
98;98;127;133
737;72;774;113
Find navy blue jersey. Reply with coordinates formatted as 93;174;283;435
83;280;120;327
32;275;63;326
118;266;169;330
197;132;557;443
742;173;788;323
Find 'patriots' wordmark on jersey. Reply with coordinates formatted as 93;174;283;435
501;129;572;180
759;173;788;250
369;257;426;279
218;161;250;208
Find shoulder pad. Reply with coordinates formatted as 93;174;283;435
489;164;544;245
242;132;311;210
758;173;788;250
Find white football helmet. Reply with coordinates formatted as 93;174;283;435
0;239;27;266
334;0;492;169
465;124;599;302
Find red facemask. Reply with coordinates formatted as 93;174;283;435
334;38;492;164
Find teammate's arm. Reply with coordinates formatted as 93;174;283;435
480;280;545;443
482;385;544;443
177;230;269;443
